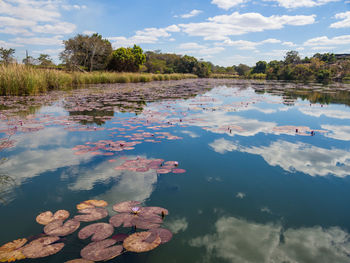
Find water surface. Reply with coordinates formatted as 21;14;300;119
1;79;350;263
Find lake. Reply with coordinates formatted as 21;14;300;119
1;79;350;263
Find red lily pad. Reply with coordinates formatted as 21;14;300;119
78;223;114;242
74;208;108;222
21;236;64;259
44;219;80;237
80;239;123;261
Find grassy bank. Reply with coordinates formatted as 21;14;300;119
0;64;197;96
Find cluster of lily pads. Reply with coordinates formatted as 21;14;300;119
0;200;173;262
114;157;186;174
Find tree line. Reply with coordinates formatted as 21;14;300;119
1;33;349;82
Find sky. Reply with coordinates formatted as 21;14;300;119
0;0;349;66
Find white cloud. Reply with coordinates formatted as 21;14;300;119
330;11;350;28
32;22;76;34
179;12;315;41
299;106;350;119
209;138;350;177
176;9;202;19
0;0;77;38
211;0;247;10
282;41;296;46
82;30;97;35
11;36;64;46
109;25;179;48
219;38;282;50
190;216;350;263
165;218;189;234
179;42;225;54
62;4;87;11
0;40;23;48
304;35;350;46
321;124;350;141
264;0;340;8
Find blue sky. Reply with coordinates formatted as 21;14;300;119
0;0;349;66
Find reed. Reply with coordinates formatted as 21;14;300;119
0;64;197;96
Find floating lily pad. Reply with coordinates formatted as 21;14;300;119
78;223;114;242
123;232;161;253
74;208;108;222
112;201;141;213
109;213;135;228
172;169;186;174
140;207;169;217
130;218;160;230
148;228;173;244
44;219;80;236
77;200;108;210
80;239;123;261
0;238;27;251
21;236;65;259
54;210;70;221
36;210;70;225
36;211;54;225
0;238;27;262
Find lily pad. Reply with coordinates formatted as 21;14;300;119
109;213;135;228
123;232;161;253
77;200;108;210
36;210;70;225
112;201;141;213
44;219;80;236
78;223;114;242
21;236;64;259
74;208;108;222
80;239;123;261
0;238;27;262
148;228;173;244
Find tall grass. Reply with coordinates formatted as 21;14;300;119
0;64;197;96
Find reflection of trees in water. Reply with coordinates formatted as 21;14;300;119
68;100;147;125
254;84;350;106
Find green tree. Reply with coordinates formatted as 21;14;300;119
284;51;301;65
22;56;37;65
60;33;112;71
108;45;146;72
0;48;15;64
290;64;314;81
235;64;251;76
252;61;267;74
37;54;54;66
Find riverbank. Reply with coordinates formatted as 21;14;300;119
0;64;197;96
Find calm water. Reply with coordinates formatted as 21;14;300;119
1;79;350;263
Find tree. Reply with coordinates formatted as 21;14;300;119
60;33;112;71
284;51;301;65
37;54;54;66
252;61;267;74
0;48;15;64
107;45;146;72
22;56;37;65
235;64;250;76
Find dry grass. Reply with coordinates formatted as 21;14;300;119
0;64;197;95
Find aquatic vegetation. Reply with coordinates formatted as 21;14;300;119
0;200;173;262
76;200;108;210
78;223;114;242
21;236;64;259
114;157;186;174
36;210;70;225
0;238;27;262
0;64;197;96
